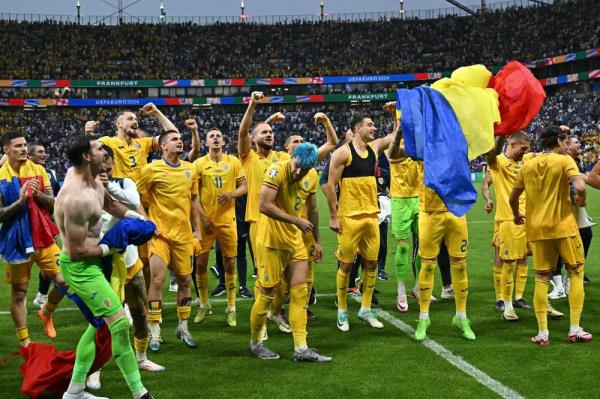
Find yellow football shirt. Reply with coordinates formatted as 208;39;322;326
241;149;290;223
256;161;317;249
98;135;157;181
420;186;448;212
137;159;198;243
300;169;319;219
194;153;245;227
489;153;528;221
514;153;580;241
389;157;424;198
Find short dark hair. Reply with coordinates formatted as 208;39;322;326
539;126;566;151
101;144;114;160
159;129;179;145
27;142;44;155
66;135;93;166
1;131;25;148
350;115;369;133
508;131;530;143
115;110;134;126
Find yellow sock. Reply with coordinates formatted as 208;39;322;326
271;278;288;315
134;337;149;354
515;263;528;300
306;262;314;307
336;269;349;310
533;278;549;332
568;266;585;327
225;272;237;310
177;305;191;321
250;292;273;343
289;283;308;349
16;327;29;345
493;264;503;301
147;300;162;324
196;269;209;306
360;269;377;309
418;260;436;313
501;261;516;302
451;259;468;313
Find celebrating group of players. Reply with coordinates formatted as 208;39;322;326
0;90;597;399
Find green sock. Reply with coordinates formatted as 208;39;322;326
395;244;410;283
72;325;97;385
109;317;145;395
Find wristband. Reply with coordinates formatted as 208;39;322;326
99;244;110;257
124;210;146;221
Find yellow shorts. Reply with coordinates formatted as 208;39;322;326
497;221;528;261
196;224;237;258
419;211;468;259
256;245;307;288
4;243;61;285
302;231;316;262
530;236;584;272
126;258;144;284
491;221;500;247
336;215;380;264
149;236;193;276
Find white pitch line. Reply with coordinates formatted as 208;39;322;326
374;307;524;399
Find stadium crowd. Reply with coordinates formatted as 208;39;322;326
0;89;598;177
0;0;597;80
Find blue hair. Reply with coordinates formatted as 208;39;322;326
292;142;318;169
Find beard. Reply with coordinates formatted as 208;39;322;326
257;141;273;151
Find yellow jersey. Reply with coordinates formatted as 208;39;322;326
514;153;580;242
389;157;424;198
420;186;448;212
300;169;319;219
489;153;528;221
98;135;157;181
257;161;317;249
137;159;198;243
194;153;245;227
338;142;379;217
241;149;290;223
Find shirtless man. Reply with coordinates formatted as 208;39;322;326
55;135;153;399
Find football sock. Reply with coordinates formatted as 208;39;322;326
515;263;528;300
250;291;273;344
109;317;145;395
225;272;237;310
395;243;410;284
271;278;288;316
451;258;468;313
336;268;349;311
533;277;549;332
289;283;308;350
360;269;377;309
493;264;503;301
147;300;161;325
70;324;97;388
134;337;149;361
567;266;585;328
502;261;516;309
196;269;209;306
418;259;436;313
306;262;314;307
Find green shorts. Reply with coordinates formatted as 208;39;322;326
391;197;420;240
59;252;122;318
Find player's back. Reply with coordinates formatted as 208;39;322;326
519;153;580;241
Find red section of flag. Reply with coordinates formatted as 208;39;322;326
9;99;24;106
309;95;324;102
56;80;71;87
231;79;246;86
270;78;285;85
415;73;429;80
164;98;181;105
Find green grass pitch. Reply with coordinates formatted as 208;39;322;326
1;181;599;398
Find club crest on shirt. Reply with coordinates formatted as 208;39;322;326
269;168;278;178
222;163;230;171
133;143;141;150
303;179;309;190
184;170;192;179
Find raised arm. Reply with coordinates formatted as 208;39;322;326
141;102;178;134
323;146;349;233
482;171;494;214
185;118;201;162
486;136;506;169
585;160;600;189
238;91;264;158
264;111;285;125
372;101;399;154
314;112;339;161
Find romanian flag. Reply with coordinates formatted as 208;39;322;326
397;62;545;216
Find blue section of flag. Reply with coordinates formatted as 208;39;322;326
396;87;477;217
269;96;284;103
297;96;311;102
256;79;271;85
178;80;191;87
564;53;576;62
283;78;297;85
24;99;39;107
220;97;235;104
12;80;27;87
